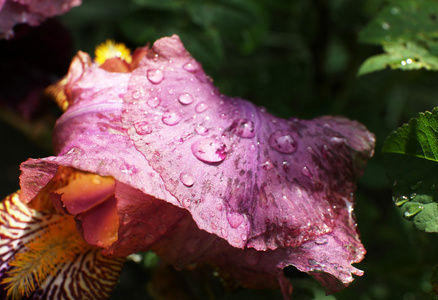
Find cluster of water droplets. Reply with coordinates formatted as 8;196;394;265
392;180;430;219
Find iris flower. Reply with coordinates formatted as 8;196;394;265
0;35;375;299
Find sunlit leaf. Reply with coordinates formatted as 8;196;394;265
358;0;438;75
383;108;438;232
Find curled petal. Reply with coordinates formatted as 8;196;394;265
0;0;81;39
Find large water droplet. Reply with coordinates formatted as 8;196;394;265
195;125;209;136
147;97;160;107
180;173;195;187
191;138;227;163
226;212;244;228
134;120;153;135
404;204;423;219
147;69;164;84
195;102;209;113
229;119;256;138
162;111;182;126
178;93;194;105
269;130;298;154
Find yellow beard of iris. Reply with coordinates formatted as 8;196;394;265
2;213;90;299
94;39;132;65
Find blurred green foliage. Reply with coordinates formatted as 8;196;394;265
4;0;438;299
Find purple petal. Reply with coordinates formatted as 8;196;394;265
0;0;81;39
122;35;375;253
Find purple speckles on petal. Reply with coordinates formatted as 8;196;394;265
162;111;182;126
146;69;164;84
178;93;194;105
229;119;256;138
268;130;298;154
195;102;209;113
191;138;227;163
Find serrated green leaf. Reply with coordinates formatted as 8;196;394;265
358;0;438;75
383;108;438;232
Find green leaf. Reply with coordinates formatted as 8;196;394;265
383;108;438;232
358;0;438;75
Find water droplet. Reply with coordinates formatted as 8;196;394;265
302;166;313;178
147;69;164;84
180;173;194;187
391;7;400;15
382;22;390;30
221;228;228;238
191;138;227;163
404;204;423;219
410;181;423;190
261;160;275;171
409;193;417;200
216;204;223;211
406;58;413;64
314;236;328;245
431;184;436;190
229;119;256;138
147;97;160;107
183;62;197;72
269;130;298;154
195;125;209;136
393;195;409;207
134;120;153;135
282;161;290;173
226;212;244;228
162;111;182;126
401;60;407;66
195;102;208;113
321;144;329;158
241;233;247;241
131;90;141;100
178;93;194;105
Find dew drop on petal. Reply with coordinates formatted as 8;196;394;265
180;173;195;187
182;197;191;208
178;93;194;105
261;160;275;171
226;212;244;229
269;130;298;154
134;120;153;135
131;90;141;100
229;119;256;138
162;111;182;126
147;97;160;108
147;69;164;84
221;228;228;238
191;138;227;163
195;125;209;136
302;166;313;178
183;62;197;72
195;102;209;113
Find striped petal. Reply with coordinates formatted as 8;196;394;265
0;192;124;300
